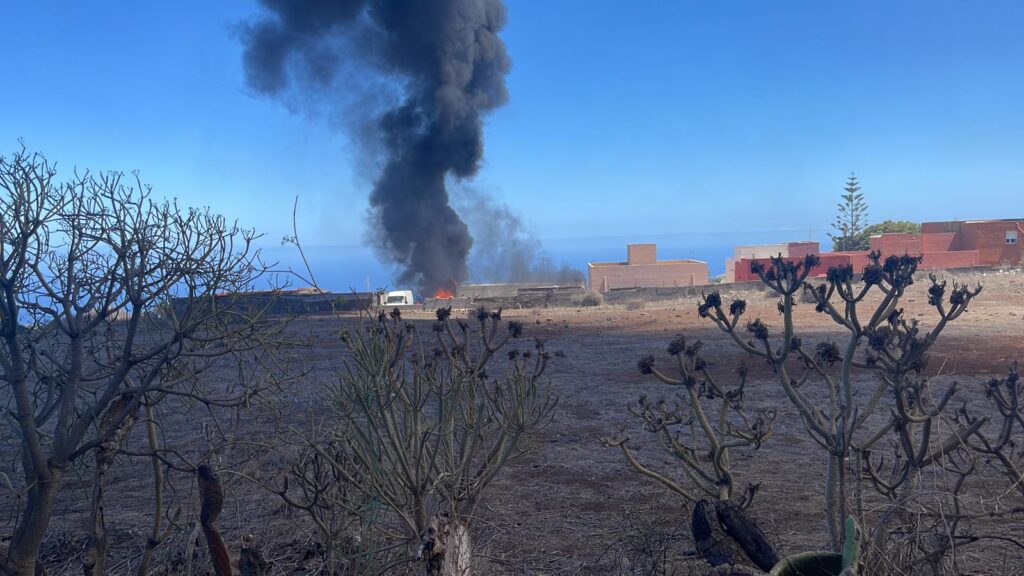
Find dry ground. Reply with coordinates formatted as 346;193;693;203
6;268;1024;575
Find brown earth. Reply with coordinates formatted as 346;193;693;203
7;268;1024;575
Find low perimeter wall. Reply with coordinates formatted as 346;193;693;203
171;264;1010;316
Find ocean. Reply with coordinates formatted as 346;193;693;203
258;229;830;293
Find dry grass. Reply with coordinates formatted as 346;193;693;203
2;269;1022;574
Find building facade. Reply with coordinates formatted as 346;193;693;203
588;244;709;292
919;219;1023;265
730;219;1023;283
868;219;1022;267
725;241;818;282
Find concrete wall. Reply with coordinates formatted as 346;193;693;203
171;291;374;318
458;283;585;299
589;260;709;292
459;284;522;298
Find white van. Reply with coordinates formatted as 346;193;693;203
383;290;414;306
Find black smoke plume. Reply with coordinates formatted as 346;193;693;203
240;0;510;293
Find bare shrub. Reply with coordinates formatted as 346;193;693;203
604;333;778;571
611;251;1024;574
962;362;1023;497
0;145;284;576
260;439;378;574
609;510;689;576
625;299;646;311
580;291;604;307
270;306;557;575
799;286;819;304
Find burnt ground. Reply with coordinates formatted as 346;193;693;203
5;268;1024;575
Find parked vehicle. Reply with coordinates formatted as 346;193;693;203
379;290;414;306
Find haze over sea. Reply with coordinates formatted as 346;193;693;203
262;228;831;294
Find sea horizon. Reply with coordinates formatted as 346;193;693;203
257;228;833;293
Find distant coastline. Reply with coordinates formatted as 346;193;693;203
258;228;833;292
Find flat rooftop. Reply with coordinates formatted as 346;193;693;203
588;259;707;267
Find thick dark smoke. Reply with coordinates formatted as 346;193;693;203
241;0;510;292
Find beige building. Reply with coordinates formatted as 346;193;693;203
588;244;709;292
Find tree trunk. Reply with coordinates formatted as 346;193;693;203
197;465;232;576
136;402;164;576
692;500;736;567
4;469;64;576
691;499;779;572
825;453;841;552
419;513;472;576
83;397;137;576
714;500;779;571
81;472;108;576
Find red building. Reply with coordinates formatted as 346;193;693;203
730;219;1023;283
731;243;871;282
919;219;1022;265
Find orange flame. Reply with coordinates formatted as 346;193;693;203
433;288;455;299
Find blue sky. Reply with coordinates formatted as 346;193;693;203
2;2;1022;279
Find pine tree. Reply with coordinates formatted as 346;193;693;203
829;173;869;251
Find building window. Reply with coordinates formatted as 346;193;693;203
1008;231;1019;245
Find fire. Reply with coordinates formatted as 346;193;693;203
433;288;455;299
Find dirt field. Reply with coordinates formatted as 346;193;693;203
9;268;1024;575
466;268;1024;574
